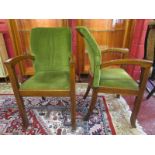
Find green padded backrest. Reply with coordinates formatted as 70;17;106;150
30;27;71;73
76;26;101;87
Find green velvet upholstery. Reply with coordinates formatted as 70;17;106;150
76;26;101;87
100;68;138;90
76;26;138;90
20;27;71;90
20;71;70;90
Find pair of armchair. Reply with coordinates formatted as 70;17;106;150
5;27;152;131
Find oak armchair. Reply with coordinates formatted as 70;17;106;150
5;27;76;130
76;26;152;128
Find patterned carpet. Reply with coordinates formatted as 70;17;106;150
0;95;115;135
0;83;146;135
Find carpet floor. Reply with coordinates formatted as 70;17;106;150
0;83;146;135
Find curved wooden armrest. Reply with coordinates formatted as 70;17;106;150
101;48;129;54
4;55;35;88
4;55;35;67
101;59;152;68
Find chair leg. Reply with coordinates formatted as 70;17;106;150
83;84;91;99
146;86;155;99
42;96;46;100
15;95;29;129
130;95;143;128
116;94;120;98
70;93;76;130
84;88;98;121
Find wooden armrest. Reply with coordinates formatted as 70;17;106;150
101;48;129;59
4;55;35;89
101;48;129;54
4;54;35;67
101;59;152;68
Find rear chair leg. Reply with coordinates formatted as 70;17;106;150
130;95;143;128
83;85;91;99
116;94;120;98
84;88;98;121
42;96;46;100
83;75;93;99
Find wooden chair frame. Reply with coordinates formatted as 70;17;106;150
83;48;152;128
5;54;76;130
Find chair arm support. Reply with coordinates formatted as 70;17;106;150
4;54;35;67
4;55;35;90
101;59;152;68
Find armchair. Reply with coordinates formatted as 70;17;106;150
76;26;152;128
5;27;76;130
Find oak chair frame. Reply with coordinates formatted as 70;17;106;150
5;54;76;130
83;48;152;128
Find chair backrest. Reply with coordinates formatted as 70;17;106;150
30;27;71;73
76;26;101;87
144;21;155;79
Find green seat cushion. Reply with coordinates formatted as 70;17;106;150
99;68;139;90
20;71;70;90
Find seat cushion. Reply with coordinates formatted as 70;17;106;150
99;68;139;90
20;71;70;90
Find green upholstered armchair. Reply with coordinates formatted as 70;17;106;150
76;26;152;128
5;27;76;130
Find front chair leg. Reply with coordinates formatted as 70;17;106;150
16;95;29;129
130;95;143;128
42;96;46;100
84;88;98;121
